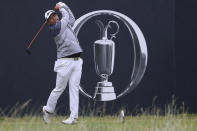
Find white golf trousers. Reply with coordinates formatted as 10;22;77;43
45;58;83;119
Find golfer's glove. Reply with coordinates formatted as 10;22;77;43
56;2;67;8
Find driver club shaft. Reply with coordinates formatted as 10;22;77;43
26;21;47;50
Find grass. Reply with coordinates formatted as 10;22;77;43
1;96;197;131
0;114;197;131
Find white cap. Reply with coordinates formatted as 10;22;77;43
45;10;56;20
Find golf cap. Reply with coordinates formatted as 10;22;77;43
45;10;56;20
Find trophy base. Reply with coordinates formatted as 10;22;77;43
94;82;116;101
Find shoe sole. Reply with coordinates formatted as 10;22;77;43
62;121;77;125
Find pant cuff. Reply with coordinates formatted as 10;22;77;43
44;106;54;114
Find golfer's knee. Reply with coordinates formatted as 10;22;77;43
69;84;79;91
53;87;65;93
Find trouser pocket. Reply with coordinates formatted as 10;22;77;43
54;59;72;72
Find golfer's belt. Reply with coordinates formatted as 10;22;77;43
73;57;80;61
61;57;80;61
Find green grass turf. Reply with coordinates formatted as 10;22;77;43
0;114;197;131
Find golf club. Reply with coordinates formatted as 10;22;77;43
26;21;47;55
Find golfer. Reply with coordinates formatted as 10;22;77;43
42;2;83;124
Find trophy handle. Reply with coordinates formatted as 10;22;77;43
106;20;119;40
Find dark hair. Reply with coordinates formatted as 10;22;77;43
47;12;58;22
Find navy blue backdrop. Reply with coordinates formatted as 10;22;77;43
1;0;195;114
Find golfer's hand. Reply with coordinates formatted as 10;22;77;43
56;2;66;7
54;4;61;12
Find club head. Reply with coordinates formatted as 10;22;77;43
26;49;31;55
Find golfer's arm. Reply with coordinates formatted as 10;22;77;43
62;6;75;27
59;8;69;28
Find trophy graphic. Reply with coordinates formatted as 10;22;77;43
72;10;148;101
93;20;119;101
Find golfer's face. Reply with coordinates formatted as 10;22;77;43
48;14;59;25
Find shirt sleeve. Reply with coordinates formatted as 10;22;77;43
62;5;75;27
59;7;69;30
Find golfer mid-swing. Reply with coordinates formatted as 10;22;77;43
42;2;83;124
